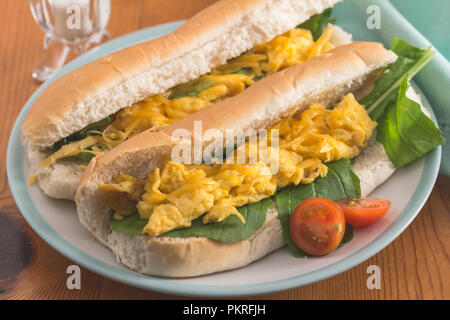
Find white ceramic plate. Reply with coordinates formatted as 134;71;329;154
7;16;442;297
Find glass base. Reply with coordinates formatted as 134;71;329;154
32;66;59;82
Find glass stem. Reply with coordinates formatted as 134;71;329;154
32;34;70;82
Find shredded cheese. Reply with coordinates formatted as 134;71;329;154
28;174;37;185
39;27;335;173
40;135;104;168
100;94;377;236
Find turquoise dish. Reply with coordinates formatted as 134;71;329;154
7;0;444;297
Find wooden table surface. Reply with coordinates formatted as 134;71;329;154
0;0;449;300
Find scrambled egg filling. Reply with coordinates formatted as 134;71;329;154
41;26;335;169
99;94;377;236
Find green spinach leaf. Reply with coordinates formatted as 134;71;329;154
110;214;146;235
298;8;335;41
234;68;267;82
376;77;444;168
361;38;434;121
357;39;443;168
164;198;272;242
50;116;111;152
168;78;214;99
109;198;272;242
338;223;354;248
77;152;96;164
253;71;268;82
64;151;96;165
234;67;253;75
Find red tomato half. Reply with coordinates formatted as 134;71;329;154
337;197;391;228
289;198;345;256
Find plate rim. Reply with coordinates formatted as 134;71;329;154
7;20;442;297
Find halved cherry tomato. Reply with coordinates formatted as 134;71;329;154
289;198;345;256
337;197;391;228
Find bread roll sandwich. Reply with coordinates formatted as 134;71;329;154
22;0;353;200
75;40;443;277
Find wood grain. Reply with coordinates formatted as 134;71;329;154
0;0;448;300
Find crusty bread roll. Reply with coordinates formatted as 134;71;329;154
75;42;399;277
22;0;346;200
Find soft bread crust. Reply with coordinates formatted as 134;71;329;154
159;42;396;149
78;42;396;191
75;42;398;277
94;88;428;279
22;0;341;148
24;0;347;200
104;137;393;277
27;25;352;201
107;207;284;277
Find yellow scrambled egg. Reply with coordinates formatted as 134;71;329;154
99;94;377;236
41;27;335;169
